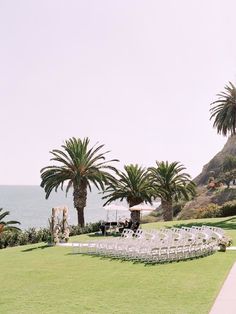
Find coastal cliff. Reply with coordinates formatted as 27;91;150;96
194;135;236;185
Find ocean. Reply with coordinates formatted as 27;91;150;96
0;185;130;230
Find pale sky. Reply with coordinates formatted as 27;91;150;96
1;0;236;185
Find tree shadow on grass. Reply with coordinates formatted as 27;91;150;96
173;216;236;230
87;233;103;237
87;232;121;238
21;244;52;252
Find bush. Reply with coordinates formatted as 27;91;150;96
220;201;236;217
69;221;102;236
195;203;221;218
0;221;102;249
195;200;236;219
0;231;15;249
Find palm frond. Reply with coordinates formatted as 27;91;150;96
210;82;236;136
0;208;21;233
40;137;119;206
148;161;195;202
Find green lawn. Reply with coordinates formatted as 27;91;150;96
1;217;236;314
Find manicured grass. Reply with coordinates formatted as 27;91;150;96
1;217;236;314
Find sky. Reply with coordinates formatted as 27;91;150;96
1;0;236;185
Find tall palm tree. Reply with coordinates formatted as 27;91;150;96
210;82;236;136
40;137;118;227
103;164;153;224
148;161;195;221
0;208;21;234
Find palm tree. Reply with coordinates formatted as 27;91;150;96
103;164;153;224
210;82;236;136
40;137;118;227
0;208;21;234
148;161;196;221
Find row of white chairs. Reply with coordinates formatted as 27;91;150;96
72;225;224;263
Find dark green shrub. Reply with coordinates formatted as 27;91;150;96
69;221;102;236
0;230;22;248
18;232;29;245
220;201;236;217
26;228;38;243
69;225;83;236
0;221;102;249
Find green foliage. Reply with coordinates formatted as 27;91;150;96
41;137;118;198
195;203;221;218
148;161;196;202
210;82;236;136
148;161;195;221
68;221;101;236
217;155;236;188
0;208;21;233
40;137;118;226
220;201;236;217
0;227;50;249
103;164;153;207
222;155;236;172
219;170;236;188
195;201;236;219
0;222;101;249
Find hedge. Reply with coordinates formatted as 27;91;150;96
0;221;102;249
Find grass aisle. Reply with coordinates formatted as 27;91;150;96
1;217;236;314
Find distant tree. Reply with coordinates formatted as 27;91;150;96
220;170;236;189
103;164;153;224
148;161;196;221
0;208;20;234
40;137;118;227
222;155;236;173
210;82;236;136
208;171;215;180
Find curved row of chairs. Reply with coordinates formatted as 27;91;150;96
72;225;225;264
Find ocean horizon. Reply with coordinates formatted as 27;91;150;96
0;185;130;230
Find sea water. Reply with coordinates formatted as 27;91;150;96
0;186;130;230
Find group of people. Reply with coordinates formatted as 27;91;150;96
123;218;140;231
99;218;140;236
123;218;132;229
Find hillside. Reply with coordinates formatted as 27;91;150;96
194;135;236;185
178;186;236;220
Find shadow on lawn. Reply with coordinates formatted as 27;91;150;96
21;244;52;252
68;251;209;267
87;233;121;238
173;216;236;230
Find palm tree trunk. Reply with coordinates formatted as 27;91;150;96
129;199;142;227
73;183;87;227
77;208;85;227
0;224;4;234
130;210;141;224
162;199;173;221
